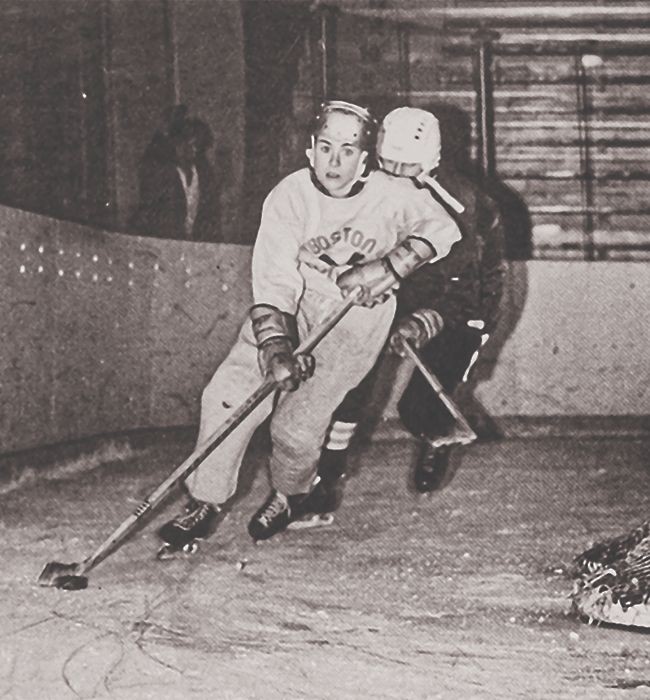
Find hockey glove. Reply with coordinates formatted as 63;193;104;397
336;236;437;308
250;305;315;391
389;309;444;357
336;258;399;307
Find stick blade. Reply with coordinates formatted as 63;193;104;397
38;561;83;587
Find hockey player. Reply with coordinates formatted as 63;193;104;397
157;101;461;555
292;106;506;523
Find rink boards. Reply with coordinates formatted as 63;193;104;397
1;204;648;453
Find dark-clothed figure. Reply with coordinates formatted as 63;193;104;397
294;106;506;521
132;106;221;241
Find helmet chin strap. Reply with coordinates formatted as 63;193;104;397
419;173;466;213
305;136;316;168
377;154;465;213
348;152;369;189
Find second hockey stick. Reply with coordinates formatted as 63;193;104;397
401;340;477;449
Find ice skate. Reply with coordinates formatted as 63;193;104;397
287;476;339;531
414;442;451;493
248;490;311;541
157;499;220;560
287;511;335;531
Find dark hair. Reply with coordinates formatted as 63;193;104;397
166;104;189;135
167;104;212;152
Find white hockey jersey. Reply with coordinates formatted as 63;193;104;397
252;168;462;313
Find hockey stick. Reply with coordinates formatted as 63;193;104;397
401;340;477;449
38;289;369;590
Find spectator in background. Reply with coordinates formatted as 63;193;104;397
132;105;222;241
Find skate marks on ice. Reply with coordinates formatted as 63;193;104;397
127;559;647;699
0;594;181;698
0;436;649;697
1;547;316;699
0;515;567;696
99;560;564;698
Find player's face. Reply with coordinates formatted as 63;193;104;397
312;114;366;197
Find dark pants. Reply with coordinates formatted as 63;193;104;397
332;325;483;441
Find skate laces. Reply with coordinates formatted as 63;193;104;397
419;440;449;472
257;491;288;526
178;501;213;528
420;448;438;472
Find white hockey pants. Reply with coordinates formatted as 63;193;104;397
185;290;395;505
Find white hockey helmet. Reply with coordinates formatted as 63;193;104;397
378;106;464;213
378;106;441;177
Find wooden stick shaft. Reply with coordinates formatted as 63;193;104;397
402;341;477;442
77;292;363;575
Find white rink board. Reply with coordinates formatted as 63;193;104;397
1;204;648;453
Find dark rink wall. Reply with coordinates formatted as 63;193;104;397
2;204;649;454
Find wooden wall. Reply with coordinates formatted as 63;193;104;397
0;1;111;227
283;1;650;261
1;1;647;256
0;0;245;242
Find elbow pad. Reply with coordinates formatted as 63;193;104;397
383;236;437;280
250;304;294;348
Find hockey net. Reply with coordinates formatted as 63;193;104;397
571;519;650;629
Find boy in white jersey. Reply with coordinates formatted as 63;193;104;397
157;101;461;553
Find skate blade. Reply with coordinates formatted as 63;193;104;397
287;513;334;531
156;540;201;561
429;431;477;449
